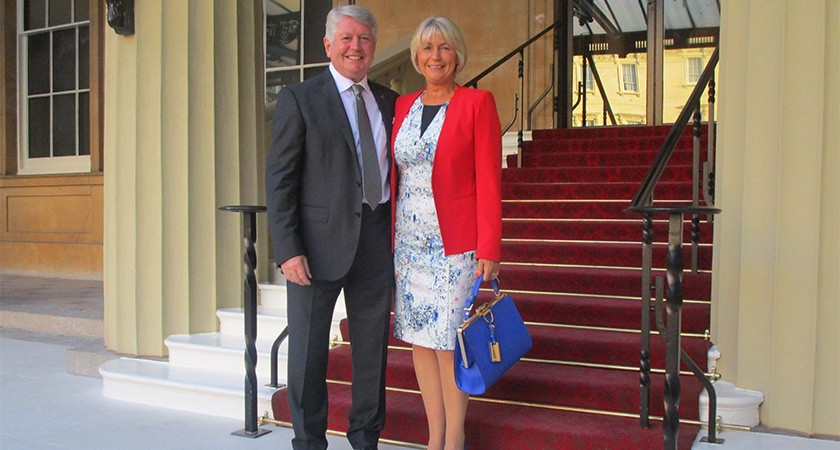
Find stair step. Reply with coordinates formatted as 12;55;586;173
526;325;710;368
532;124;703;140
510;148;698;168
503;219;714;243
165;332;289;382
501;240;712;271
271;382;699;449
217;306;344;341
503;181;693;200
327;346;703;419
100;357;277;420
499;265;711;300
258;282;288;309
480;291;710;333
503;164;693;183
503;199;695;220
522;135;706;153
346;312;709;369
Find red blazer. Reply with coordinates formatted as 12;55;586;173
390;86;502;262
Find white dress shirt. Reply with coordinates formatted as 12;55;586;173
329;64;391;204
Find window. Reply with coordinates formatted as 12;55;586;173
621;63;638;92
17;0;90;175
687;57;703;83
265;0;331;105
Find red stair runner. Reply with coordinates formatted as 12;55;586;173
271;125;712;449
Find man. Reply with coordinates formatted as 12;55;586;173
265;5;397;450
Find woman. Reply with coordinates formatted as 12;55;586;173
390;16;502;450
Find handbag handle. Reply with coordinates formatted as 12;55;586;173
461;275;501;322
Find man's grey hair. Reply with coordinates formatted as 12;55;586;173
325;5;377;42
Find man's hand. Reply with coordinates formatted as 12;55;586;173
475;259;500;282
281;255;312;286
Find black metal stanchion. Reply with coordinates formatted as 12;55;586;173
220;205;271;438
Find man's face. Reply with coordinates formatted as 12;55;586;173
324;16;376;83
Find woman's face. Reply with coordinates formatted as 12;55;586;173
417;32;457;86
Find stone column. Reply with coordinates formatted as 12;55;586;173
103;1;264;356
714;0;839;435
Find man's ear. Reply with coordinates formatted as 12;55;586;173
323;36;332;58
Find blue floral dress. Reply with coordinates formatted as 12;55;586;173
393;94;477;351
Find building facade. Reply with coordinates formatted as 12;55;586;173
0;0;837;438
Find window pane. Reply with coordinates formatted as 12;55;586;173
266;0;301;68
49;0;73;26
266;70;300;105
28;33;51;95
79;26;89;89
75;0;89;21
303;0;330;64
688;57;702;83
53;94;77;156
53;28;77;92
28;97;51;158
623;64;637;91
24;0;47;30
78;92;90;155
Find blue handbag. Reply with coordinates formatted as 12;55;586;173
455;276;532;395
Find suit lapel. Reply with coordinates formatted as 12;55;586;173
316;71;357;155
370;83;395;144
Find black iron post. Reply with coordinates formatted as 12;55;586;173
220;205;271;439
663;212;684;450
639;212;654;428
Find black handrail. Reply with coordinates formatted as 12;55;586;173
464;18;563;88
625;45;722;449
628;46;719;208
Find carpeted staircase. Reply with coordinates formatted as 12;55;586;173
272;125;713;449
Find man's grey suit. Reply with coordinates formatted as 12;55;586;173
266;69;398;450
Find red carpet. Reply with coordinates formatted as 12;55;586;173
272;125;711;449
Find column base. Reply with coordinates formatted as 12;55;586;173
699;380;764;427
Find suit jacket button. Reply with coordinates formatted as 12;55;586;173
356;181;361;187
355;212;361;218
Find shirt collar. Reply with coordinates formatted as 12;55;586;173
329;63;371;94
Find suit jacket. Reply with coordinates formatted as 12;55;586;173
390;86;502;262
266;69;398;281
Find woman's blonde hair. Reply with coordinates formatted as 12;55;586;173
409;16;467;75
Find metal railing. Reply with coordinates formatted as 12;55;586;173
579;53;616;126
465;18;563;166
626;45;722;448
219;205;285;440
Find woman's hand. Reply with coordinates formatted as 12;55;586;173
476;259;500;281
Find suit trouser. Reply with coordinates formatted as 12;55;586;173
286;202;392;450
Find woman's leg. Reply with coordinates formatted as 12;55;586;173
413;345;446;450
437;350;469;450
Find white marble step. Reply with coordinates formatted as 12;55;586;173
217;307;289;339
165;332;289;383
100;357;277;420
258;283;287;309
216;308;346;343
98;284;350;422
220;284;347;340
257;282;348;315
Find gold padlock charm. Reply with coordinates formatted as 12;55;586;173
489;341;501;363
